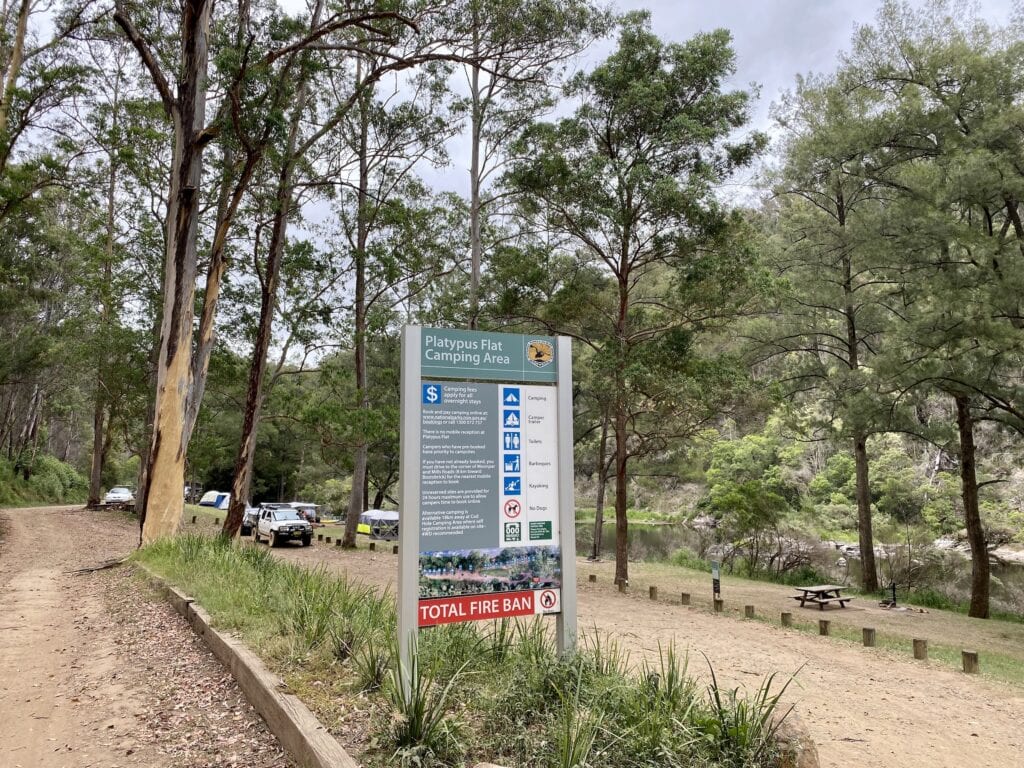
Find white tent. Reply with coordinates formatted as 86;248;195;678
198;490;231;510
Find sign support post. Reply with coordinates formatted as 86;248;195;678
555;335;577;654
397;325;422;689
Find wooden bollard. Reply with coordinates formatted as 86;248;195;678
392;544;399;555
649;586;658;600
913;639;928;660
588;574;597;583
781;612;792;627
713;598;723;613
617;581;626;593
335;538;342;547
325;537;332;544
317;534;323;542
680;592;690;605
191;515;197;524
863;628;876;647
962;650;980;674
214;518;220;526
744;605;755;619
369;541;376;551
818;619;830;636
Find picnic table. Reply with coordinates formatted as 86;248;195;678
792;584;854;610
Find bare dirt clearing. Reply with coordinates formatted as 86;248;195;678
0;506;293;768
268;538;1024;768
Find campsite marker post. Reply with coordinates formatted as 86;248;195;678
398;326;576;692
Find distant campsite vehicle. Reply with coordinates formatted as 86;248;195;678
198;490;230;510
253;506;312;547
358;509;399;540
103;486;134;505
288;501;321;524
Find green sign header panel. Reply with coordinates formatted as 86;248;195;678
421;327;558;383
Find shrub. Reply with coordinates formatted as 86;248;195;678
0;454;87;504
698;659;794;767
670;547;711;571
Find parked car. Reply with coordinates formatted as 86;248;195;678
103;486;135;505
253;506;312;547
288;501;321;524
245;502;289;536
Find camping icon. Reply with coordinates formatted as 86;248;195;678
503;388;520;405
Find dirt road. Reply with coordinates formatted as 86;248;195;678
0;506;292;768
270;540;1024;768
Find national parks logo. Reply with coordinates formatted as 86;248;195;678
527;339;554;368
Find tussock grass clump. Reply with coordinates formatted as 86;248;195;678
136;535;794;768
136;534;395;666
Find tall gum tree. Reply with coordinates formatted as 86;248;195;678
766;76;900;592
222;0;327;538
506;13;765;585
114;0;449;543
454;0;608;328
837;0;1024;616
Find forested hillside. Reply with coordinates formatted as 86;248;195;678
2;0;1022;618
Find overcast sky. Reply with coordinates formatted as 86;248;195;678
425;0;1010;196
612;0;1007;125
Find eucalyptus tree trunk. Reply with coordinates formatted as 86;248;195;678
852;433;877;589
0;0;31;166
134;309;161;520
612;399;629;585
17;383;41;479
222;144;297;537
88;396;107;506
955;394;990;619
839;194;878;592
117;0;211;544
89;79;121;508
223;0;323;539
612;266;630;585
341;64;372;549
468;19;483;330
591;412;609;559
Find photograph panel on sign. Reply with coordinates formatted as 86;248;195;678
418;545;561;599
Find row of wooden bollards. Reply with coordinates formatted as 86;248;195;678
314;536;399;554
590;573;982;674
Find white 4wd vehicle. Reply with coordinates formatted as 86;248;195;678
253;507;312;547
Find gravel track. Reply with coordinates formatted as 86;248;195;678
0;506;293;768
269;535;1024;768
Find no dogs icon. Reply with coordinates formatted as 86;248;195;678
503;499;522;518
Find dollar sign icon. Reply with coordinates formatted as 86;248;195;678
423;384;440;404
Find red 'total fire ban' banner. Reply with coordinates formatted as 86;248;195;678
419;590;537;626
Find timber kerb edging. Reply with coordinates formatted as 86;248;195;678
142;568;358;768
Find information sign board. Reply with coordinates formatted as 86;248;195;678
711;560;721;597
399;326;576;664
